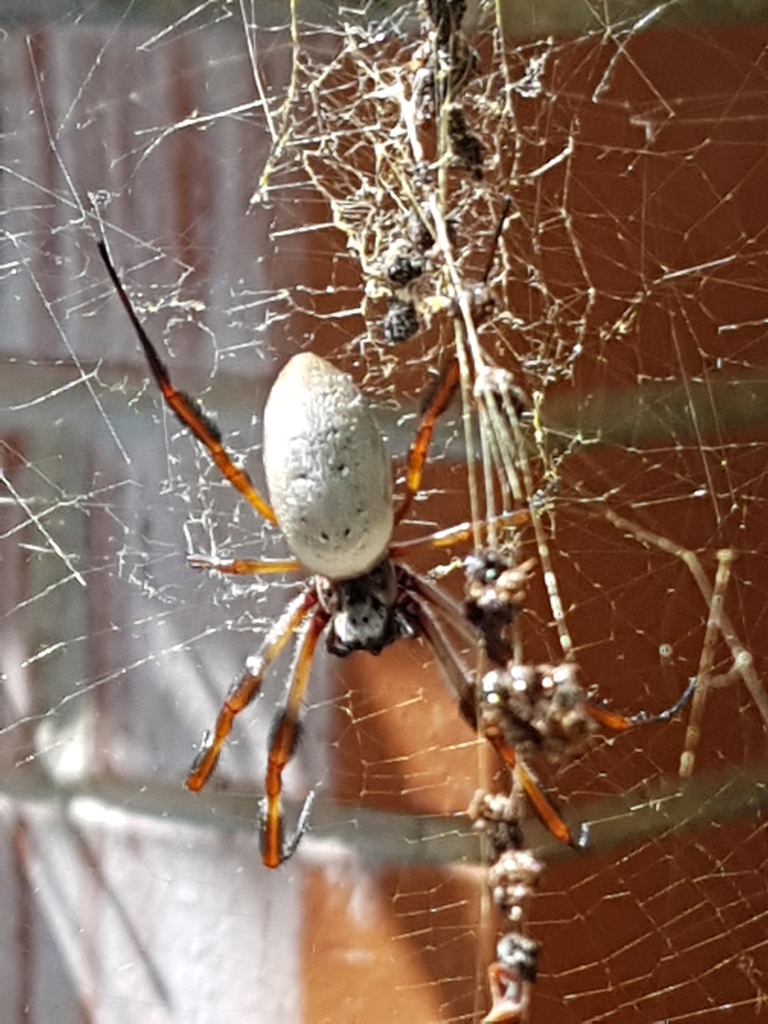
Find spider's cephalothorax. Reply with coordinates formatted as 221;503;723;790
317;558;414;657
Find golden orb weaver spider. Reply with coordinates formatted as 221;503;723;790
98;241;694;867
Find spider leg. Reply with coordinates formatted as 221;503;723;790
262;605;330;867
485;734;576;847
188;555;302;576
403;567;479;646
186;587;318;792
395;356;460;525
405;594;477;727
97;241;277;525
586;676;696;732
408;592;581;848
393;199;512;530
389;509;530;558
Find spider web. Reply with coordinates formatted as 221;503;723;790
0;1;766;1021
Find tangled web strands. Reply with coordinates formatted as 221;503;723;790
0;2;766;1022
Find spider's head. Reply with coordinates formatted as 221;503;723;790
318;558;406;657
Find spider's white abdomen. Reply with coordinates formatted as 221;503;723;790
263;352;394;581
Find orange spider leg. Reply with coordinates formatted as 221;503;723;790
262;606;330;867
486;733;576;847
395;356;460;525
585;705;634;732
188;555;302;576
408;594;578;847
389;508;530;557
186;587;318;792
98;241;277;525
586;676;696;732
